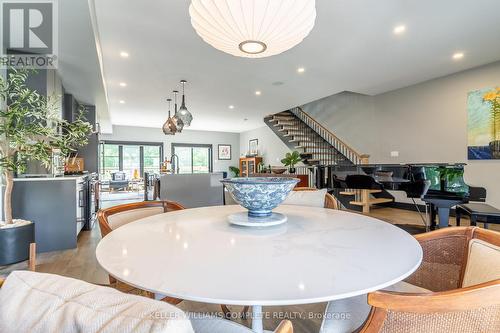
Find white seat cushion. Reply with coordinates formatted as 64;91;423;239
462;238;500;288
0;271;193;333
224;190;237;205
319;281;430;333
283;189;328;208
107;206;164;230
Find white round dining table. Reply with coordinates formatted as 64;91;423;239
96;205;422;333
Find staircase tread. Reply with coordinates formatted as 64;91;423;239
340;191;356;195
289;139;311;142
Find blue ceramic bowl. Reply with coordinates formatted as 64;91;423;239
221;177;300;217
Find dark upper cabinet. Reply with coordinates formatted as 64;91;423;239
63;94;99;174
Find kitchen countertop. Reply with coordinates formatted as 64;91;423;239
13;175;88;182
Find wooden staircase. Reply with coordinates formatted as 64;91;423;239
264;107;394;213
265;110;355;167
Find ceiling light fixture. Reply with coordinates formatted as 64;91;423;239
255;91;261;96
172;90;184;133
189;0;316;58
297;67;305;73
452;52;464;60
119;100;125;104
119;82;127;87
162;98;177;135
119;51;129;58
177;80;193;127
229;105;235;109
393;25;406;35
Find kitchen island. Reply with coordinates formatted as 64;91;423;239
10;176;90;252
159;172;225;208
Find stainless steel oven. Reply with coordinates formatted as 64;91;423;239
84;173;99;230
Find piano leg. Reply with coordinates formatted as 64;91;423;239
456;208;461;226
430;205;437;230
437;207;451;228
470;214;477;227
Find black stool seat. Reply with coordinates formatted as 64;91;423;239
456;203;500;229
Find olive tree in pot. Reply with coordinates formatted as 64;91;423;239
0;69;92;265
281;151;302;174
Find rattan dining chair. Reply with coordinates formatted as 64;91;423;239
322;227;500;333
292;187;339;209
98;200;185;304
98;200;185;237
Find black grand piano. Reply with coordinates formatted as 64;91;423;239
320;163;486;229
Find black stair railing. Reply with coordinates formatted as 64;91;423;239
288;107;369;165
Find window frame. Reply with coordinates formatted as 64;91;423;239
171;143;213;174
99;140;164;177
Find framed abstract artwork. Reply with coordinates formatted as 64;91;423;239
248;139;258;156
467;86;500;159
218;144;231;160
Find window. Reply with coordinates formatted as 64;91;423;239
143;145;161;175
122;145;141;179
99;141;163;180
172;144;212;174
101;144;120;180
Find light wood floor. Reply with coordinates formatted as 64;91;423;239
0;205;497;333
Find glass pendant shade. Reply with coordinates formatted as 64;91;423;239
177;80;193;127
172;90;184;133
189;0;316;58
162;99;177;135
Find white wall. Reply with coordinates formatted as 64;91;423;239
372;62;500;207
300;61;500;208
239;126;291;166
100;125;240;173
301;91;377;155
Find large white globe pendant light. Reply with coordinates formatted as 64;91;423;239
189;0;317;58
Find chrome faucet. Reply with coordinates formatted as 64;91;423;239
170;154;180;174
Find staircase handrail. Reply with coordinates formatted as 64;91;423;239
289;107;369;165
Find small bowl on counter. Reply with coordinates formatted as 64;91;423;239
271;167;287;174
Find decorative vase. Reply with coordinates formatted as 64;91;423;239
289;167;296;174
489;140;500;159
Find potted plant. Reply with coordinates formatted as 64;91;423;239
0;69;92;265
229;166;240;177
281;151;302;174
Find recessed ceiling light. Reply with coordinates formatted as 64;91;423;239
120;51;129;58
452;52;464;60
393;25;406;35
119;100;125;104
229;105;235;109
119;82;127;87
255;91;261;96
297;67;305;73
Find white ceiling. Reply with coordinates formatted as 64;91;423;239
92;0;500;133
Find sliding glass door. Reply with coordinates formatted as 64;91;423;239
99;141;163;180
122;145;141;179
172;144;212;174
